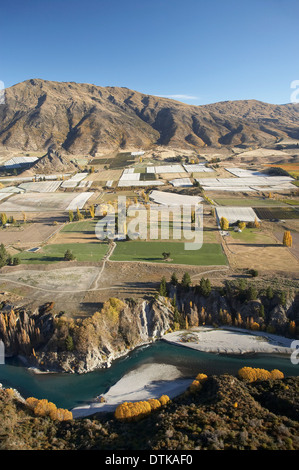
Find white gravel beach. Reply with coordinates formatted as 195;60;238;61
163;326;294;355
72;363;192;418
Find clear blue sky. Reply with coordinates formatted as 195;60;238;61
1;0;299;105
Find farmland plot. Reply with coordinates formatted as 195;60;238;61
18;181;62;192
0;192;93;212
253;207;299;220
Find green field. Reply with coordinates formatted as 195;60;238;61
281;198;299;206
18;243;109;264
61;220;97;233
214;198;286;207
229;228;273;243
110;241;227;265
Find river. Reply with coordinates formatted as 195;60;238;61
0;340;298;411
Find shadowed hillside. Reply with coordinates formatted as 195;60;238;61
0;79;298;155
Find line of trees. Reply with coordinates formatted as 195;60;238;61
157;272;298;338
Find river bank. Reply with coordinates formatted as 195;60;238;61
162;326;295;355
71;363;192;418
70;327;296;418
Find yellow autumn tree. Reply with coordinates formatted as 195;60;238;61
195;373;208;382
254;368;271;381
159;395;170;406
283;231;292;247
50;408;73;421
189;380;200;392
253;217;260;228
220;217;229;230
89;205;95;218
289;320;296;336
270;369;284;380
250;322;260;331
147;398;162;411
26;397;39;410
189;373;208;392
114;402;132;421
238;367;284;383
238;367;258;383
116;398;170;421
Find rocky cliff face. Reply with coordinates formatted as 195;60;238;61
1;79;299;154
0;297;174;373
0;286;297;374
0;301;54;357
34;298;174;373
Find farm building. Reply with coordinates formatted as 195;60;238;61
216;207;260;225
197;176;294;192
118;180;164;187
1;156;39;169
169;177;193;187
18;181;62;193
183;163;215;173
131;151;145;156
61;172;88;188
153;164;186;174
150;190;203;206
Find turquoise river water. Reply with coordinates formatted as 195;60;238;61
0;341;298;410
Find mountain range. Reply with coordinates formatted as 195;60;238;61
0;79;298;155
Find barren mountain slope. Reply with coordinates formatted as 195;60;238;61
0;79;298;155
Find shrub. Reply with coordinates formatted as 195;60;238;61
195;373;208;382
64;249;75;261
189;380;200;393
189;373;208;392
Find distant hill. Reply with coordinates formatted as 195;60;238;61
0;79;298;155
29;147;78;174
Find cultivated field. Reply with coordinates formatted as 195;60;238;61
110;241;227;266
0;220;64;247
50;219;98;244
18;242;109;264
222;226;299;272
253;207;299;220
